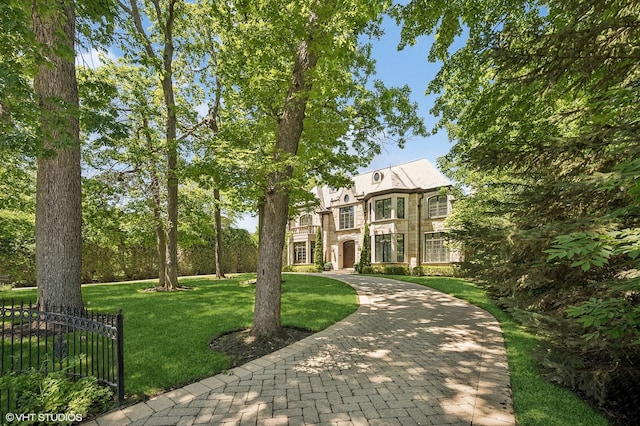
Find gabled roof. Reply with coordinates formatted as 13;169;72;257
314;158;451;209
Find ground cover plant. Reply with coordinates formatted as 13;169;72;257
6;273;357;400
386;275;609;426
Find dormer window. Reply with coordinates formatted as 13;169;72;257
373;171;383;183
344;194;350;203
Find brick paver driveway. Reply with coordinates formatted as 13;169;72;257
88;274;515;425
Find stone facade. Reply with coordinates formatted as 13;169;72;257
286;159;459;270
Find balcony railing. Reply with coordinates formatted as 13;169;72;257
291;225;319;235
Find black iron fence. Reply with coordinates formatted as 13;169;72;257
0;300;124;413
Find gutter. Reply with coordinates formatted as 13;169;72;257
418;192;424;267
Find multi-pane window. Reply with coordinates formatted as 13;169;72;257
375;198;392;220
424;232;450;263
293;242;307;264
397;197;405;219
397;234;405;262
374;234;404;263
375;234;392;263
299;214;312;226
428;195;449;218
339;206;354;229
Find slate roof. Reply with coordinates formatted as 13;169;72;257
314;158;451;210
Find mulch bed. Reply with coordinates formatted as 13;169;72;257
209;327;313;368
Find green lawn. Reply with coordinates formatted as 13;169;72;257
5;273;358;399
4;273;611;424
386;275;608;426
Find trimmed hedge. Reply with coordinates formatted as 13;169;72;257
360;264;457;277
411;265;457;277
282;265;322;273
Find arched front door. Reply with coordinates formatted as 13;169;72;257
343;240;355;269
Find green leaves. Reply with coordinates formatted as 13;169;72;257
545;231;614;272
546;229;640;271
567;296;640;344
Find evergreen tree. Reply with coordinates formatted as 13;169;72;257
357;224;371;273
314;227;323;271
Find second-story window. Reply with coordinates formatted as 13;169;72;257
339;206;354;229
299;214;312;226
428;195;449;218
397;197;405;219
375;198;392;220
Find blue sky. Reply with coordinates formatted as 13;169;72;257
363;15;452;173
237;16;452;231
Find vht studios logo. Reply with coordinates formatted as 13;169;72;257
5;412;83;423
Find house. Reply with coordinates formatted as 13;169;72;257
286;158;460;270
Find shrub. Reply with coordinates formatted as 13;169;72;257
0;358;114;425
412;265;456;277
383;266;408;275
282;265;321;273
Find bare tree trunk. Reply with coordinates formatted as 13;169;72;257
121;0;179;290
252;28;319;340
33;0;83;309
164;139;179;290
162;2;180;291
151;169;167;287
214;188;226;279
142;117;167;287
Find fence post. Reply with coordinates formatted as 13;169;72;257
116;309;125;404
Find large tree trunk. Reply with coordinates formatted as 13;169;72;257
33;0;83;309
161;0;179;290
150;168;167;287
214;188;226;279
252;30;319;340
143;117;167;287
164;135;179;290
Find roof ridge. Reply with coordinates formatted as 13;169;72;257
358;158;427;177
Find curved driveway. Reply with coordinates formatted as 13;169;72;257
89;274;515;425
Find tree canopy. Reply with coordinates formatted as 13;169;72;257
394;0;640;419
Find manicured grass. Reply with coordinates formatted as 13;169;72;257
385;275;608;426
5;273;358;400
